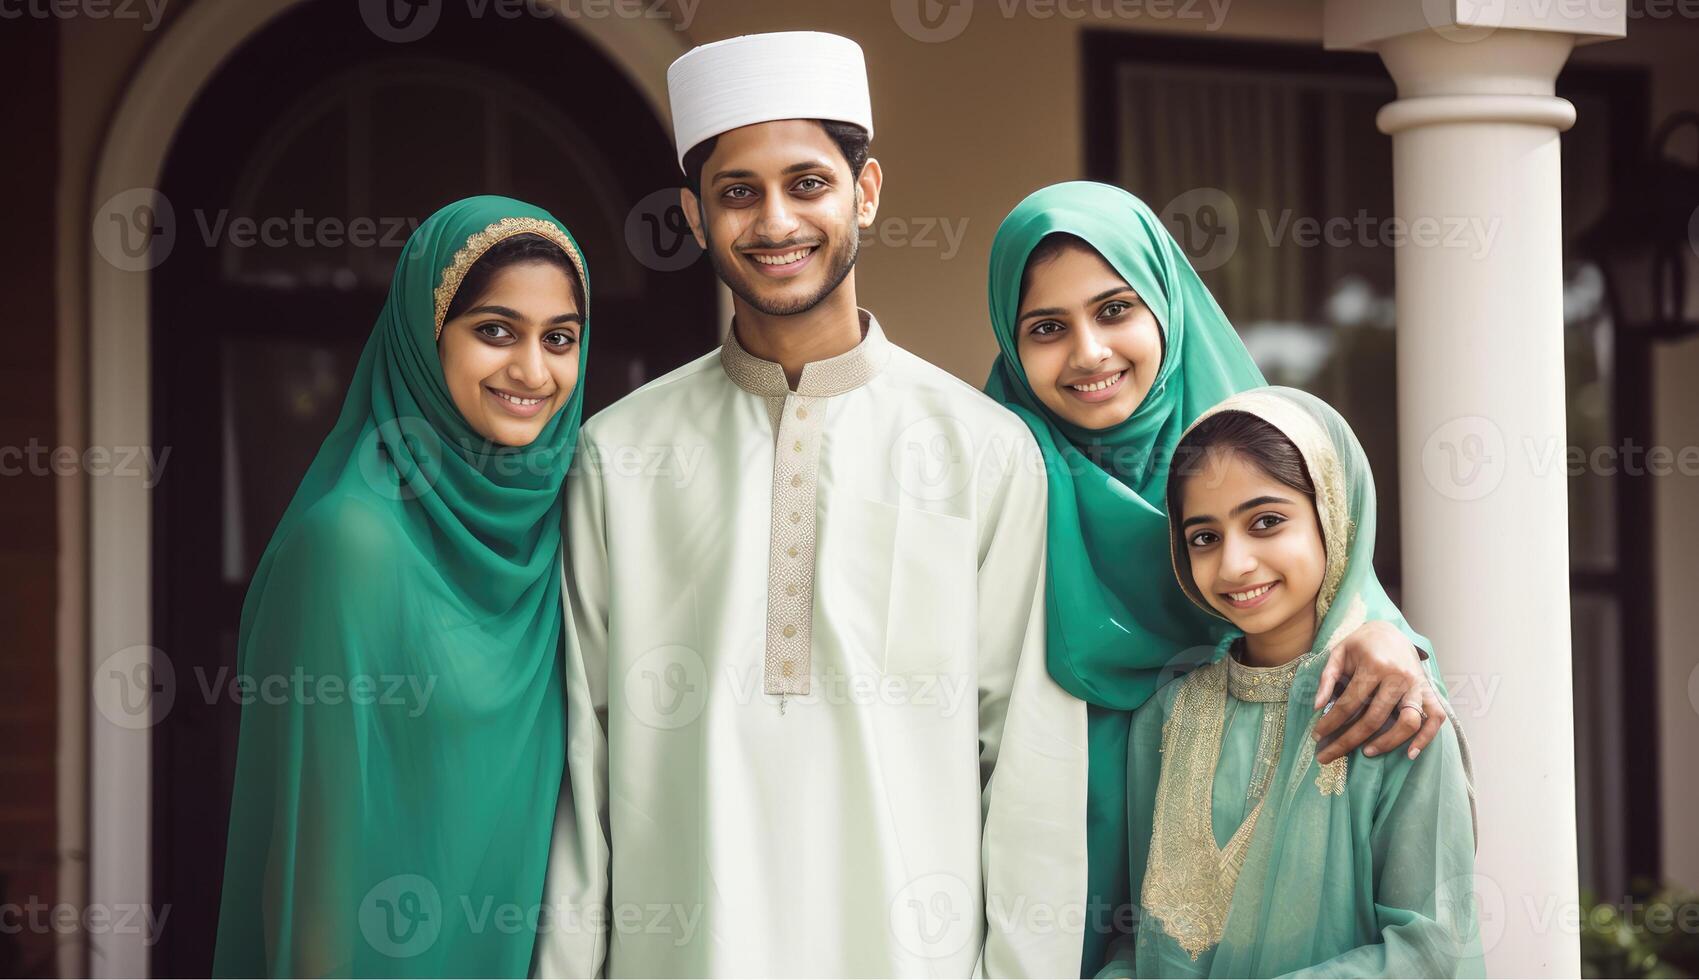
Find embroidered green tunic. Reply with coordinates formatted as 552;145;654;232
1102;387;1484;979
1107;637;1481;978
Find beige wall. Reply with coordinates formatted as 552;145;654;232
677;0;1323;377
55;0;1697;922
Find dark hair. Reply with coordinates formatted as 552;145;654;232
442;232;583;323
681;120;871;198
1166;410;1314;523
1018;232;1094;307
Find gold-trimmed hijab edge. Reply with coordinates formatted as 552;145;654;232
432;215;588;341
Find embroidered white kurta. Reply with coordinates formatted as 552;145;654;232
534;314;1088;978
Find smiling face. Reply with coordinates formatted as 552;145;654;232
679;119;880;317
437;260;582;448
1179;447;1327;660
1015;239;1164;431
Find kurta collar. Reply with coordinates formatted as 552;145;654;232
1224;644;1320;703
720;308;892;398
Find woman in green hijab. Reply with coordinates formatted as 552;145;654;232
983;182;1445;974
213;196;590;977
1103;386;1479;977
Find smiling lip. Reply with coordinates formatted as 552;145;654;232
743;244;817;279
1221;581;1279;611
1063;369;1126;404
485;385;551;419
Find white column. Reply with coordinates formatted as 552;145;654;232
1323;6;1623;977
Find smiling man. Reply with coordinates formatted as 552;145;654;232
533;31;1087;980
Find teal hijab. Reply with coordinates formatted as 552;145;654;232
983;181;1266;973
213;197;590;977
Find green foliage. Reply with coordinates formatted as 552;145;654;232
1580;880;1699;979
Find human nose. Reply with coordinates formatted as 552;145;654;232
1068;320;1112;370
752;189;802;244
505;338;549;391
1218;531;1260;582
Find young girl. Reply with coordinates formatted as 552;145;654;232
983;181;1446;972
1105;386;1480;977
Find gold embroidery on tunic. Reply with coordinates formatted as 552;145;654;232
1245;706;1286;806
1142;654;1307;961
1316;756;1349;795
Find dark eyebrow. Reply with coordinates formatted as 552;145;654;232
711;159;835;183
461;305;583;326
1180;495;1296;529
1018;286;1137;323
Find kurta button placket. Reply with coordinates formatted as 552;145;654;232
760;387;825;696
716;311;891;703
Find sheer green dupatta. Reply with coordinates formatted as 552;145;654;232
983;181;1265;972
212;197;591;978
1128;387;1480;978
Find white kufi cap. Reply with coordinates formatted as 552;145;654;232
666;31;873;171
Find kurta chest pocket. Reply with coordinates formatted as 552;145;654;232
825;497;976;677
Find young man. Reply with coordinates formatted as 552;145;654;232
535;31;1088;978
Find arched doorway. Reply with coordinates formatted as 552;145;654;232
126;2;712;974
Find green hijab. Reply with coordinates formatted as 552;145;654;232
984;181;1265;973
1124;386;1474;977
213;196;590;978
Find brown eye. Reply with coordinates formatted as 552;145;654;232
1251;513;1287;531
